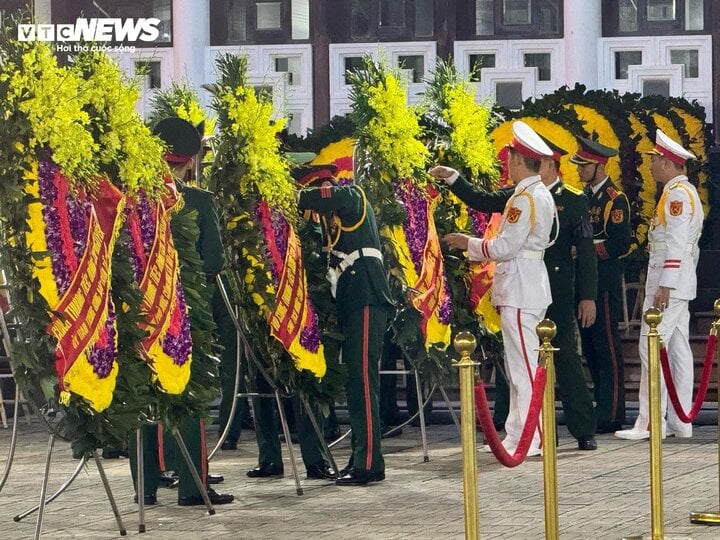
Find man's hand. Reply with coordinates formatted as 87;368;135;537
653;285;671;311
428;165;458;183
443;233;470;251
577;299;596;328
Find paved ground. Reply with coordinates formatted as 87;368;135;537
2;411;720;539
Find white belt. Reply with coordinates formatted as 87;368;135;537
333;247;384;274
518;249;544;260
593;239;604;244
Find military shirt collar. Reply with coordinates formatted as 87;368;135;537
590;176;610;196
662;174;688;192
514;174;542;193
546;177;561;192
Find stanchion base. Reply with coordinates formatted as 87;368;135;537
690;511;720;525
622;535;692;539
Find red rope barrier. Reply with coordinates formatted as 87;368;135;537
474;366;547;468
660;334;717;423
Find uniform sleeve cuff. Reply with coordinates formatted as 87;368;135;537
446;171;459;186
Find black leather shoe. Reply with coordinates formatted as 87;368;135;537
220;437;237;451
159;472;178;487
207;473;224;484
306;462;336;480
577;437;598;451
338;461;353;477
102;447;128;459
246;463;284;478
335;469;385;486
596;422;623;434
134;493;157;505
178;488;234;506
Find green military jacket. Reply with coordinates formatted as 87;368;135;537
584;178;631;292
298;185;393;321
177;182;226;276
449;175;597;303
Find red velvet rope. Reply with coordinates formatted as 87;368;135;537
474;366;547;468
660;334;717;423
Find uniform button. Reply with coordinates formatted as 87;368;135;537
554;267;560;272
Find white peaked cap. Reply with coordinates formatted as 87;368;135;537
647;129;696;165
508;120;554;160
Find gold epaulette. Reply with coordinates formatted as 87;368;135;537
564;184;583;196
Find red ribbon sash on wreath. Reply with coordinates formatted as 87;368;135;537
132;184;192;395
49;177;124;410
269;228;306;349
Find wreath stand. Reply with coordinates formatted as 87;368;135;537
211;274;339;495
0;284;127;539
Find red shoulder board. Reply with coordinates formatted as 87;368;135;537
605;186;619;200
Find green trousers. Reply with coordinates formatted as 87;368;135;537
129;416;206;499
252;373;326;469
342;304;388;475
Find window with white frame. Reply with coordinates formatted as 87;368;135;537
274;56;301;86
496;81;523;109
615;50;643;79
643;79;670;97
469;0;562;38
469;53;497;82
670;49;699;78
603;0;708;35
344;56;366;85
398;55;425;84
524;53;551;81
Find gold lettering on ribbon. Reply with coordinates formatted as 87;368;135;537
138;203;178;353
49;179;122;368
269;227;306;349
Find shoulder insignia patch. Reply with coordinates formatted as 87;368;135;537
606;186;619;200
506;206;522;224
669;200;683;216
611;209;624;224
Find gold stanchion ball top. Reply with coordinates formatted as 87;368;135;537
714;298;720;317
453;331;477;356
644;307;663;327
536;319;557;342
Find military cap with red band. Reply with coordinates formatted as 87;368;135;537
291;164;339;187
569;137;618;165
152;117;202;164
506;120;554;161
645;129;695;165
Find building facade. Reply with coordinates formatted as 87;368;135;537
4;1;717;141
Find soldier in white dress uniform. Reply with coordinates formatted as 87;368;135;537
443;120;556;456
616;129;703;440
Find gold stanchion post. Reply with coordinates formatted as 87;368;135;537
690;298;720;525
453;331;479;540
537;319;559;540
623;308;691;540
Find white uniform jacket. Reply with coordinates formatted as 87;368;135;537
467;175;555;309
646;176;703;301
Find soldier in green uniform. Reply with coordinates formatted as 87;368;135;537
297;168;393;485
129;118;233;506
429;134;599;450
570;137;632;434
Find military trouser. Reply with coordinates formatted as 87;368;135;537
581;287;626;429
252;373;326;469
129;416;207;499
342;304;388;475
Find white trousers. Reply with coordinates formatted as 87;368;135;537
500;306;545;452
633;296;693;436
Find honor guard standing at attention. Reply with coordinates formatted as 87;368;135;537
570;137;632;434
616;130;703;440
442;120;556;457
129;118;233;507
429;132;599;451
297;168;394;485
